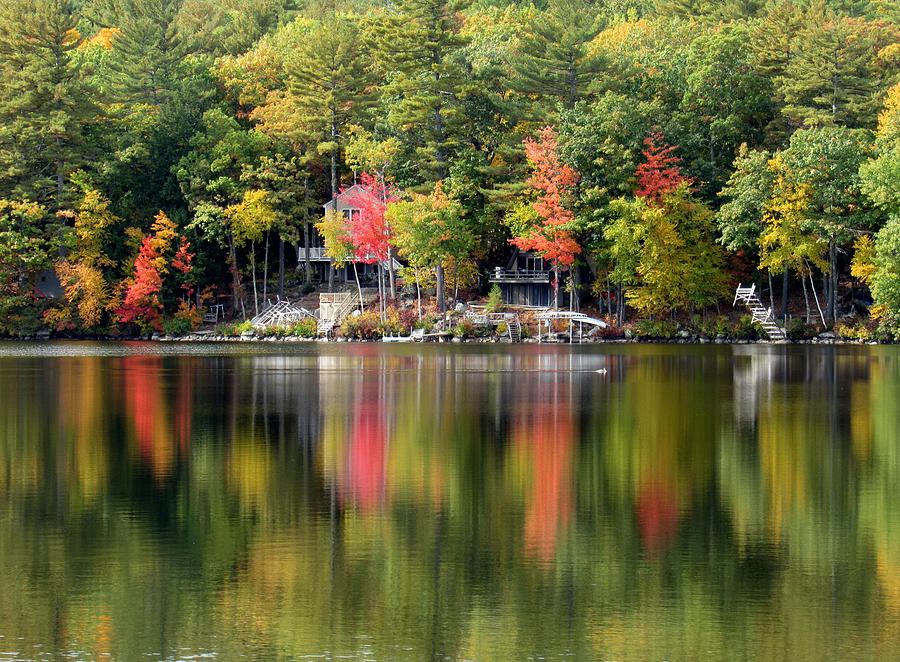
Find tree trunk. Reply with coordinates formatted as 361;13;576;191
436;263;446;312
781;270;789;321
810;270;826;327
251;241;258;317
801;273;810;323
278;237;285;298
262;230;270;305
415;268;422;319
767;269;775;313
228;233;244;319
387;249;396;300
353;262;363;313
828;239;838;323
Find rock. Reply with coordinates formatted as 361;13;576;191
240;331;254;340
700;337;709;344
151;333;162;341
451;336;462;343
35;329;50;341
678;330;691;339
818;331;836;339
454;302;465;313
624;329;633;339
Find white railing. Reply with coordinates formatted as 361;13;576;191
489;269;551;282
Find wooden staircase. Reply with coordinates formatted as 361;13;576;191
508;316;521;342
733;284;786;340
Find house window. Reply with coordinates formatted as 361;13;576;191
524;255;545;272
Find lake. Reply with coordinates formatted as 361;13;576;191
1;342;898;661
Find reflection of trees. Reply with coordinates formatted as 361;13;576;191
1;346;900;658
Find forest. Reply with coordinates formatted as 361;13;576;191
0;0;898;339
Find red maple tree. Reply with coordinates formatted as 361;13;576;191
346;172;399;264
117;237;164;330
511;126;581;307
634;132;692;204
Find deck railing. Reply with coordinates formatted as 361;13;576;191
488;269;551;282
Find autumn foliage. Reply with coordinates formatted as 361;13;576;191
511;126;581;267
635;132;692;204
347;172;399;264
117;212;194;332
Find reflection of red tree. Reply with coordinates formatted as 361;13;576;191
122;356;174;479
515;392;574;563
174;360;193;453
635;481;680;553
346;383;386;512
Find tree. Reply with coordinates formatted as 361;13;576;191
780;10;898;129
778;126;875;323
226;189;277;316
117;211;193;332
387;182;470;317
49;188;119;330
513;0;606;111
679;25;773;190
635;132;691;205
88;0;196;105
285;13;372;201
510;127;581;309
758;156;828;324
0;0;98;206
373;0;466;182
345;127;402;297
605;184;728;318
315;208;364;310
0;199;55;333
176;108;269;314
346;173;400;307
716;145;774;252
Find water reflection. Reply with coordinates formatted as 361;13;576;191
1;344;899;660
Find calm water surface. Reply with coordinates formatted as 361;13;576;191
1;341;899;661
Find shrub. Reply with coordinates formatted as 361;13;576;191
452;319;475;339
162;316;194;336
633;319;679;339
343;311;382;340
731;315;761;340
236;320;255;335
784;317;816;340
290;318;318;338
485;284;503;313
834;319;873;341
496;321;509;336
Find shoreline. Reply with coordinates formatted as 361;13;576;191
0;334;881;346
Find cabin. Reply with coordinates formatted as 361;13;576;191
488;249;564;308
302;185;399;285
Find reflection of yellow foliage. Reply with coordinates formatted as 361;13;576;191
58;358;108;502
226;437;272;512
876;546;900;614
850;380;872;462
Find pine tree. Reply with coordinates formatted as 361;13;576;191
513;0;605;110
285;12;372;200
0;0;98;206
88;0;195;105
780;7;898;129
374;0;467;181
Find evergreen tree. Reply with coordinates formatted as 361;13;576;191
0;0;98;206
285;13;372;199
374;0;467;182
780;8;898;129
89;0;196;105
513;0;605;110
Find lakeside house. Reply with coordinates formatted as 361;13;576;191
488;249;561;307
306;184;399;285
